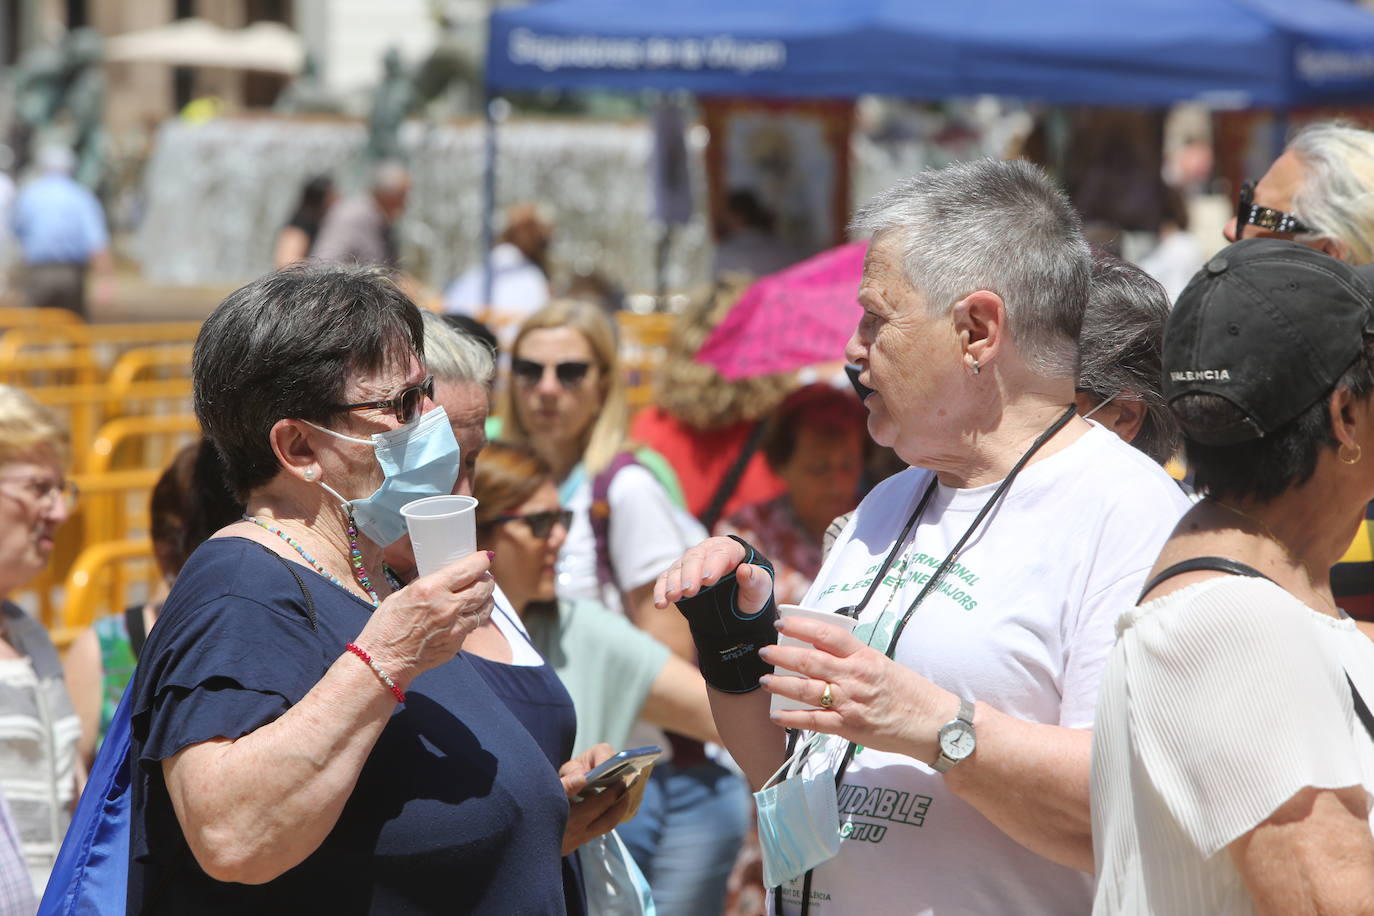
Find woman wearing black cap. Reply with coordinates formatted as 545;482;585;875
1091;237;1374;914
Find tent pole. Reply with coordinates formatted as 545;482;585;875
1272;108;1289;161
480;95;508;305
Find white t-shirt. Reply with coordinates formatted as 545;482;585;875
1091;576;1374;915
557;462;702;613
442;242;550;347
487;584;544;667
780;425;1190;915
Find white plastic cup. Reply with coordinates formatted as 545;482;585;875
401;495;479;577
769;604;860;714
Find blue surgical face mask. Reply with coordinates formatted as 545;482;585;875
305;406;460;546
1081;395;1115;420
754;735;842;889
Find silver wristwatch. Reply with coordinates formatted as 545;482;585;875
933;697;976;773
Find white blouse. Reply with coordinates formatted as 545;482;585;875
1091;576;1374;915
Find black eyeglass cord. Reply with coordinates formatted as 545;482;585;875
780;403;1078;916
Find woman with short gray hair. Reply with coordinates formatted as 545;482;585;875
656;159;1191;914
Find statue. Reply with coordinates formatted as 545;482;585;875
274;52;345;116
366;48;414;163
63;29;107;190
9;28;106;189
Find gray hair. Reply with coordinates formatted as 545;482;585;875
371;159;410;193
1079;252;1181;465
1288;122;1374;265
421;310;495;387
851;158;1090;378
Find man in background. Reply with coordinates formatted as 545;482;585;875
11;144;111;317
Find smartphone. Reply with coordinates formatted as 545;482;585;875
576;745;662;799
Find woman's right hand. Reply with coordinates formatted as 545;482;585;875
653;536;773;615
354;551;495;688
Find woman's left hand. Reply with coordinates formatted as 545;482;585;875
758;616;957;764
558;743;632;854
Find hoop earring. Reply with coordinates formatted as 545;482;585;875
1340;443;1363;465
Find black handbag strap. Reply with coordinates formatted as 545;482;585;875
125;603;149;659
1137;556;1269;603
1137;555;1374;742
700;420;768;532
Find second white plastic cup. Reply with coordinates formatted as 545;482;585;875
769;604;860;714
401;495;478;577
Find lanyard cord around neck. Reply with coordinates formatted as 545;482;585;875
787;403;1078;916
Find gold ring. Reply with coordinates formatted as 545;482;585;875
819;683;835;708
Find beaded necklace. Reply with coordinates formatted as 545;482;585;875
243;514;381;607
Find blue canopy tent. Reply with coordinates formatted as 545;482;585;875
486;0;1374;107
476;0;1374;297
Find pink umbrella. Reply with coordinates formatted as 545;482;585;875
696;241;867;381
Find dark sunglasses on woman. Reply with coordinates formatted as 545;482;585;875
334;376;435;425
511;358;592;389
492;508;574;538
1234;180;1312;236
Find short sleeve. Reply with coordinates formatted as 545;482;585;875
1058;567;1150;728
607;465;700;591
131;588;329;768
1121;579;1363;857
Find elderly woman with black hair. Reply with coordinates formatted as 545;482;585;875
1074;252;1183;466
127;267;593;913
1091;239;1374;913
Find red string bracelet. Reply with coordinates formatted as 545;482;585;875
345;642;406;704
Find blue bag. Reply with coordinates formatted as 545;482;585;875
38;686;132;915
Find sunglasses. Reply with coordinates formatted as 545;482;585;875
335;375;434;425
511;358;592;389
491;508;573;538
1235;180;1312;236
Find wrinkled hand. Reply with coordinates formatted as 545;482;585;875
354;552;495;689
560;743;631;854
758;616;957;764
654;536;772;614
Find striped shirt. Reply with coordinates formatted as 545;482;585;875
1091;576;1374;914
0;603;79;897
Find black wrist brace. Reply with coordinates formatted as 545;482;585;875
674;535;778;693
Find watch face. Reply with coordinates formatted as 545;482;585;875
939;722;976;760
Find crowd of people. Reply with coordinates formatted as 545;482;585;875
0;119;1372;916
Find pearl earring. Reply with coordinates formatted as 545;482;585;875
970;358;981;376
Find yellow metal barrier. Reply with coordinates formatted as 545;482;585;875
0;322;202;378
0;307;84;329
29;378;194;468
106;344;195;391
0;347;103;388
50;539;159;649
86;414;200;476
617;312;677;413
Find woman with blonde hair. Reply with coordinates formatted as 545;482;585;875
0;385;80;896
502;300;748;916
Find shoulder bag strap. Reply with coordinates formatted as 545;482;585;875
1137;556;1271;604
125;604;149;660
254;544;318;632
591;452;642;588
700;420;768;532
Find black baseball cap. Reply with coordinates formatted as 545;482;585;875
1163;237;1374;446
